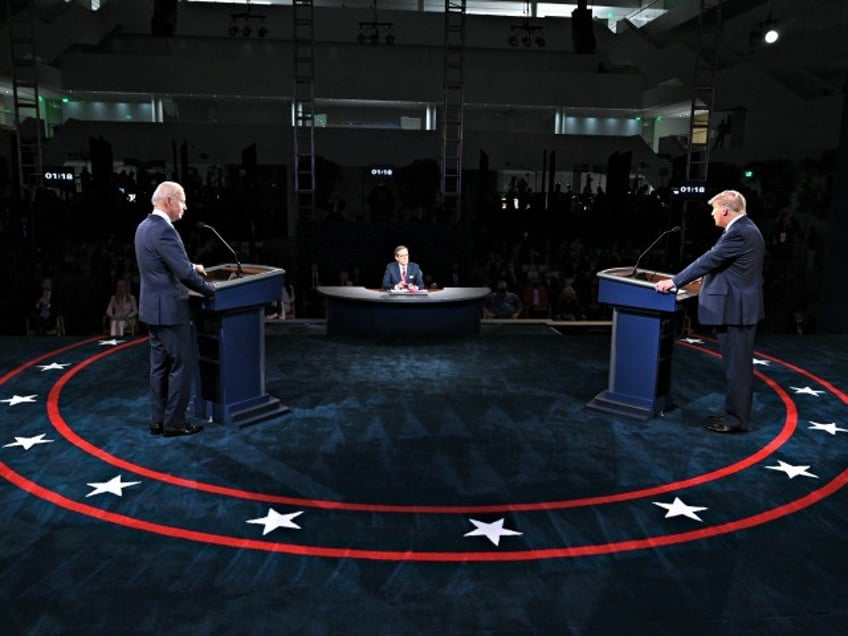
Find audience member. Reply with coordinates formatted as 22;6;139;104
522;278;550;318
30;277;62;335
105;279;138;336
484;280;523;318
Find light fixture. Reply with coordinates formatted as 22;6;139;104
763;24;780;44
508;20;545;48
750;0;781;47
356;21;395;46
356;2;395;46
227;2;268;39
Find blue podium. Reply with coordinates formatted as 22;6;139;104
191;263;290;428
587;267;699;420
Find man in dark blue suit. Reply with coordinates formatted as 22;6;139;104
382;245;425;291
134;181;216;437
655;190;765;433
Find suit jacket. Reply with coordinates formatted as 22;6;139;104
134;214;216;326
382;261;424;289
672;215;765;326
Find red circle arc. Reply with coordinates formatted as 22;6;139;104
2;336;847;561
45;339;799;513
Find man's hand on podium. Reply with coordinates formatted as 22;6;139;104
654;278;676;294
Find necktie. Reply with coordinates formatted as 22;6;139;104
401;266;407;283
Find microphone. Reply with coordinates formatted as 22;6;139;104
196;222;244;278
631;226;681;278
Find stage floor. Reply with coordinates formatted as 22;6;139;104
2;328;847;635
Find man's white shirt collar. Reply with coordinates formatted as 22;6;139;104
725;214;745;231
152;209;172;226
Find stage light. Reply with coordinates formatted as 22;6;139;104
508;21;545;48
356;21;395;46
763;25;780;44
242;25;252;38
228;24;239;37
257;26;268;39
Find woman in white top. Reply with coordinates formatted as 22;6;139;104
105;279;138;336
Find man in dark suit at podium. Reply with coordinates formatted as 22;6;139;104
654;189;765;434
134;181;216;438
382;245;425;291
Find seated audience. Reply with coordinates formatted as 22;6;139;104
484;280;523;319
105;279;138;336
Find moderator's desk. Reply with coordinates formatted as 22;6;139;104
318;286;491;337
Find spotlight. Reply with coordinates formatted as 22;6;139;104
257;26;268;39
522;35;532;47
507;34;518;47
242;25;252;38
385;32;395;45
763;25;780;44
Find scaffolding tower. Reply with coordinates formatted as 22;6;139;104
6;0;45;203
441;0;466;220
292;0;317;222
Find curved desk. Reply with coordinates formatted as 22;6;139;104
318;286;491;337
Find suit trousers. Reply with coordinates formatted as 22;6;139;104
147;323;197;428
716;324;757;430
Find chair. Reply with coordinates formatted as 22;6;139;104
26;315;66;336
103;315;137;337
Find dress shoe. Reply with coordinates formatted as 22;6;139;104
705;418;746;434
149;422;163;436
163;423;203;437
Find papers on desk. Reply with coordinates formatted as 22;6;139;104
388;289;429;295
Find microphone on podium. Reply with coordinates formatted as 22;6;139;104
631;226;681;278
196;222;244;278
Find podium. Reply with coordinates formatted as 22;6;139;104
191;263;290;428
587;267;699;420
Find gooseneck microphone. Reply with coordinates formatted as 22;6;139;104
631;226;681;278
196;222;244;278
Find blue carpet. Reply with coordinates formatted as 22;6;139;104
1;328;847;635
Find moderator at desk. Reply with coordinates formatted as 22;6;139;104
318;286;491;337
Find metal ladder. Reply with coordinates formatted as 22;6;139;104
681;0;724;262
6;0;45;203
685;0;724;185
292;0;316;222
441;0;466;220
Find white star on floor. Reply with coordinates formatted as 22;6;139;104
1;394;38;406
652;496;708;522
97;339;124;346
753;358;771;366
85;475;142;497
463;518;523;546
790;386;825;397
809;421;848;435
766;460;819;480
3;433;54;450
680;337;704;344
246;508;304;535
36;362;72;372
